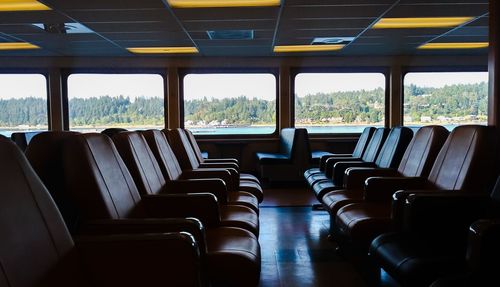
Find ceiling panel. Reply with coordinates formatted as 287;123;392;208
0;0;490;57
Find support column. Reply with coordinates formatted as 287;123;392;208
48;68;64;131
488;0;500;128
389;64;403;128
167;66;180;129
279;65;291;131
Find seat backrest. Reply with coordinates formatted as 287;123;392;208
142;129;184;181
397;125;449;177
427;125;497;191
164;128;201;170
374;127;414;169
352;127;377;158
113;131;167;196
293;128;313;164
361;127;390;162
101;127;127;138
185;129;206;164
25;131;81;233
279;128;297;158
63;133;145;220
10;131;42;151
0;135;81;286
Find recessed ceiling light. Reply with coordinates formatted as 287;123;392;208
372;17;473;29
0;0;51;11
167;0;280;8
127;47;199;54
0;42;40;50
274;44;345;53
418;42;489;49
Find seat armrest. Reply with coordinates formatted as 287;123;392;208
142;193;221;227
203;158;239;165
164;179;228;204
344;167;399;190
79;218;207;252
199;162;239;171
467;219;500;273
403;192;493;241
181;168;237;191
76;232;205;287
319;154;352;171
333;161;376;186
364;176;429;202
325;157;361;177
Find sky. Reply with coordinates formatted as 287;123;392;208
183;73;276;101
0;71;489;101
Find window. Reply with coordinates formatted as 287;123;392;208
183;73;276;135
403;72;488;129
0;74;48;138
67;73;164;132
294;73;386;133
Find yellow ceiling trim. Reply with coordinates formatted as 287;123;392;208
0;0;51;11
0;42;40;50
274;44;345;53
167;0;280;8
373;17;473;29
127;47;199;54
418;42;489;49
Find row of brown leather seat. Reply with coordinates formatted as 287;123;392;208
23;130;262;286
0;135;207;286
313;125;498;286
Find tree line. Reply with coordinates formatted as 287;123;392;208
0;82;488;128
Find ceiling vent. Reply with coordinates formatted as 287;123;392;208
207;30;254;40
32;23;94;34
311;37;355;45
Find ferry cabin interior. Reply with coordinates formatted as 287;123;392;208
1;0;500;286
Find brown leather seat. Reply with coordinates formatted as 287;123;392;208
321;126;449;221
334;125;498;249
184;128;260;184
166;128;264;202
61;133;261;286
113;131;259;235
142;129;259;213
0;135;206;287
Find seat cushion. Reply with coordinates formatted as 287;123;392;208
239;180;264;203
304;167;321;179
370;233;466;287
307;173;329;187
256;152;290;164
335;202;392;247
311;151;333;165
240;172;260;185
206;227;261;287
220;205;259;236
227;191;259;213
312;179;342;200
322;189;364;217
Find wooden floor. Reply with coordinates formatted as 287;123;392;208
258;186;398;287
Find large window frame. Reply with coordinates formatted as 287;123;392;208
291;67;390;136
62;68;167;131
179;68;279;138
0;69;50;136
402;66;488;128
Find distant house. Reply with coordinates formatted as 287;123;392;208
420;116;432;122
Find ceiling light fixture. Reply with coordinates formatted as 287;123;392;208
167;0;280;8
274;44;345;53
418;42;489;49
0;42;40;50
127;47;199;54
372;17;473;29
0;0;51;11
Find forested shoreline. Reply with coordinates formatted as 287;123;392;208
0;82;487;128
